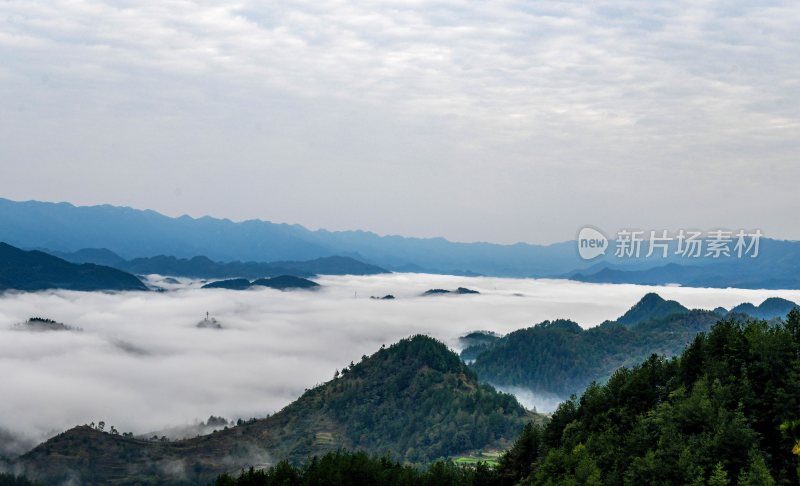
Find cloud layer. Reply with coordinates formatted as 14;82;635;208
2;273;800;453
1;1;798;242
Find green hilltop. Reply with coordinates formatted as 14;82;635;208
465;292;800;398
16;335;540;484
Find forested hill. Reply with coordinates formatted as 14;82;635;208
491;310;800;485
16;336;540;485
730;297;799;320
209;314;800;485
467;293;798;398
615;292;688;326
0;242;146;292
469;310;721;397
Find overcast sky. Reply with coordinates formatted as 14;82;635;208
1;1;798;244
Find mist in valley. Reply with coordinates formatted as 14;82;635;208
2;273;799;456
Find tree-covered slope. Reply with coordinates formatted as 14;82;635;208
0;242;147;292
493;311;800;485
468;304;721;397
615;292;689;326
17;336;540;484
213;313;800;485
468;292;800;399
730;297;799;320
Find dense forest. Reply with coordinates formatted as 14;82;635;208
468;293;797;399
15;336;539;484
469;301;720;396
281;335;535;463
215;451;500;486
615;292;689;325
218;311;800;485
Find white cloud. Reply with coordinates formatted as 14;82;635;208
0;0;798;242
1;274;800;452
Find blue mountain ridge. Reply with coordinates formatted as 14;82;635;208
2;197;799;285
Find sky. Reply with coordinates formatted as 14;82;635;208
3;273;800;454
0;1;799;244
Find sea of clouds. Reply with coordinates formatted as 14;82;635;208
2;273;800;456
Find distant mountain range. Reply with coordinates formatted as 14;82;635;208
728;297;800;319
569;240;800;288
2;198;800;287
0;197;580;277
466;293;799;397
48;248;388;279
0;243;146;292
422;287;480;296
15;335;540;484
0;241;365;292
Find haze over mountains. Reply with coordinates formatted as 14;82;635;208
0;198;579;277
15;336;540;484
0;241;384;292
467;292;799;401
50;248;388;279
0;243;147;292
5;288;798;484
3;198;800;288
2;266;799;484
570;243;800;289
202;276;320;291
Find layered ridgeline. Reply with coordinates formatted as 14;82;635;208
11;198;800;284
49;248;388;279
16;336;540;485
467;293;798;398
488;311;800;485
0;242;146;292
208;314;800;485
0;197;580;276
568;238;800;289
729;297;800;320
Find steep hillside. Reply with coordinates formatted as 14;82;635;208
729;297;798;320
468;292;800;400
616;292;689;326
210;312;800;485
17;336;539;484
0;242;146;292
491;311;800;485
468;296;718;397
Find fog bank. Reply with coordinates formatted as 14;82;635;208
2;273;799;454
